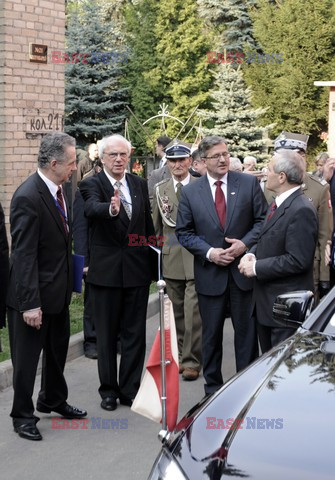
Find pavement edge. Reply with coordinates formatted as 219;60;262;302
0;292;159;392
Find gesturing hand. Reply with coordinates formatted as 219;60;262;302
110;186;121;216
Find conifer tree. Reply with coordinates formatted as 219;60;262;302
65;1;128;146
197;0;258;51
200;62;272;159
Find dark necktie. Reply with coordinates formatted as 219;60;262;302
176;182;182;201
56;187;68;235
267;201;277;221
214;180;226;228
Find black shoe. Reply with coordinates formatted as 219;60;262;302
37;403;87;419
119;396;133;407
85;349;98;359
101;397;117;411
14;424;42;441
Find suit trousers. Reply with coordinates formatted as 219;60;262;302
165;278;202;371
256;322;296;354
198;273;258;394
89;284;149;400
8;306;69;425
82;278;96;349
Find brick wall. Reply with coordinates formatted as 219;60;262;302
0;0;65;231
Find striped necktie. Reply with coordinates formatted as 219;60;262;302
115;181;131;220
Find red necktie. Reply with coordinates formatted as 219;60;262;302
214;180;226;228
56;187;68;235
267;201;277;221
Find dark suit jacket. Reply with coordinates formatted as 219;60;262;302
73;189;90;267
250;189;318;327
79;170;156;287
7;172;73;314
176;171;268;295
0;202;9;328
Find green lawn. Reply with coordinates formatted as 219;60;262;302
0;291;85;363
0;283;158;363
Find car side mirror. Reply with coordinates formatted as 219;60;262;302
272;290;314;328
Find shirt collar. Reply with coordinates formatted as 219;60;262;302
275;186;301;208
173;174;190;189
37;168;59;197
104;168;127;187
207;172;228;187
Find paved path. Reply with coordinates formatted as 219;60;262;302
0;312;236;480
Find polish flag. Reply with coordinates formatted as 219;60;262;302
131;296;179;431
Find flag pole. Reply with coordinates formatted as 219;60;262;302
157;278;168;432
150;245;169;432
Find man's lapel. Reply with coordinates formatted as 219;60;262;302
126;173;141;230
260;189;302;236
35;173;69;240
199;176;221;228
224;172;240;232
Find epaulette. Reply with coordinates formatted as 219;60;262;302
155;178;170;189
308;174;327;188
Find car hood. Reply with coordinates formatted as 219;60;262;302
168;330;335;479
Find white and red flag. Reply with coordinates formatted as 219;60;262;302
131;296;179;431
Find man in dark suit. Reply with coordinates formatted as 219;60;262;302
176;135;268;395
239;149;318;353
79;134;156;411
0;201;9;338
7;132;87;441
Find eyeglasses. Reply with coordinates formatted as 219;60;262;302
203;152;230;160
104;152;128;160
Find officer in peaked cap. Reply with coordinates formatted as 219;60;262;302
267;131;332;302
165;140;192;159
152;140;202;381
274;131;309;154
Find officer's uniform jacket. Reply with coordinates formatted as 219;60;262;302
152;176;198;280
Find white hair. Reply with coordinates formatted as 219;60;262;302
98;134;131;158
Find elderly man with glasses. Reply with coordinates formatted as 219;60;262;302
79;134;156;412
176;135;268;396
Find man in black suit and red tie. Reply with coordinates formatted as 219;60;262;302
7;132;87;441
176;135;268;395
79;134;156;411
239;149;318;353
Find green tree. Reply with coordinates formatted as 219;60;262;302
124;0;214;147
153;0;214;134
200;62;272;159
197;0;258;51
65;1;128;146
124;0;163;151
243;0;335;149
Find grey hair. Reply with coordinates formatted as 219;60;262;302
316;152;329;165
198;136;227;158
229;157;243;172
191;149;201;163
273;149;305;185
38;132;76;168
98;134;131;158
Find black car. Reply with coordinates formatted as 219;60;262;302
148;290;335;479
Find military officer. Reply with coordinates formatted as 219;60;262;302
265;131;332;302
152;141;202;381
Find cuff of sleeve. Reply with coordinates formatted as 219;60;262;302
206;247;213;262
